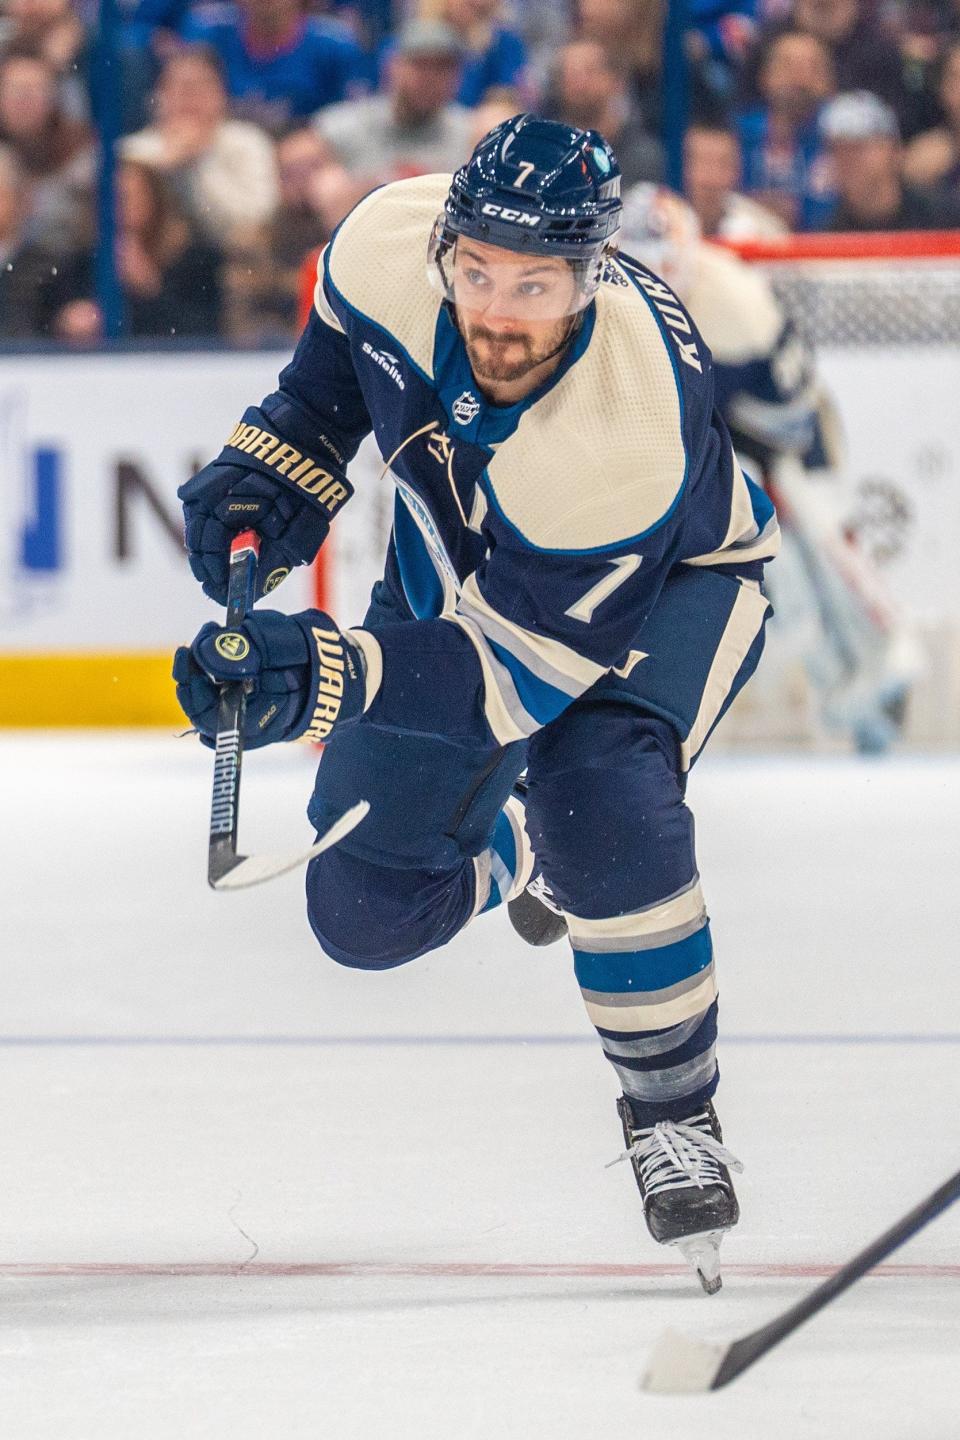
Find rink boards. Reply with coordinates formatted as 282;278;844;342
1;343;959;732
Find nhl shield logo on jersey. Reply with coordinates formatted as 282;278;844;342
452;391;481;425
214;632;250;661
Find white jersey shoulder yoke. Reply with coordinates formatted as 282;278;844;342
486;259;687;551
326;178;689;554
325;174;448;378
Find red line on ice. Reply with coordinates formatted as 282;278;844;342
1;1261;958;1279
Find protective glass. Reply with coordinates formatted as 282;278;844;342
427;218;603;322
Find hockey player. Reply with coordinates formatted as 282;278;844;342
619;182;919;752
173;116;779;1292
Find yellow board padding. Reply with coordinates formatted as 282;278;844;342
0;652;185;726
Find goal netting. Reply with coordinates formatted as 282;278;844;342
719;232;960;749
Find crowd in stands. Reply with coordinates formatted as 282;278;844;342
3;0;960;342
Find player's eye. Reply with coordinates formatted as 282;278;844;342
464;268;491;289
517;281;547;298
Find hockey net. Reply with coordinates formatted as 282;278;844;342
718;231;960;749
729;231;960;345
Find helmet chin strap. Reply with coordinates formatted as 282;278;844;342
537;311;582;366
447;301;584;370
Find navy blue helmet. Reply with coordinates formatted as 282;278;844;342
428;114;622;314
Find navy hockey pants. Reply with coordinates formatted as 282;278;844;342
306;566;771;1123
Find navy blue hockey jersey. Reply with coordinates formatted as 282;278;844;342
258;174;780;749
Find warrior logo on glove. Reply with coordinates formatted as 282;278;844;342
263;567;290;593
214;632;251;661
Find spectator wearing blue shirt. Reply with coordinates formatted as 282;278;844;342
437;0;532;107
183;0;369;134
737;29;838;229
686;0;758;109
325;0;396;52
822;88;960;229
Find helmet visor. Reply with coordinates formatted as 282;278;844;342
427;218;602;321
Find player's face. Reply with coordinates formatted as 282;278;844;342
452;240;579;383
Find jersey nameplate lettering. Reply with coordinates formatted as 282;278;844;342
619;257;703;374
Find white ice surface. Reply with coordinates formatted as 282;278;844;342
1;735;959;1438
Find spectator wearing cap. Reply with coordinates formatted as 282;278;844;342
548;40;664;187
904;39;960;200
736;29;838;230
434;0;532;108
0;143;60;338
822;89;960;228
182;0;369;134
121;47;279;251
314;19;473;183
683;120;788;238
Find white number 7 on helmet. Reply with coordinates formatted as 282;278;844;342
513;160;536;189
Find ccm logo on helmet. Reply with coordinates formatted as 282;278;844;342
481;203;541;227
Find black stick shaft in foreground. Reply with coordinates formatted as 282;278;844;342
713;1165;960;1387
207;530;260;888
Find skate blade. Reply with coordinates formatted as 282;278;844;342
674;1231;724;1295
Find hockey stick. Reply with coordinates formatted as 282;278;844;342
207;529;368;891
642;1164;960;1393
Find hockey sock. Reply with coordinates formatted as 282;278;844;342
569;879;720;1123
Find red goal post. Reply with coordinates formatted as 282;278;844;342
721;229;960;260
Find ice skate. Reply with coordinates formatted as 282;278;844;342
609;1097;743;1295
505;777;567;947
507;872;568;946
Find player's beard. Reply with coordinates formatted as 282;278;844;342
461;315;575;383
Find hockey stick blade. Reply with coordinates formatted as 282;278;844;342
641;1164;960;1394
210;799;369;891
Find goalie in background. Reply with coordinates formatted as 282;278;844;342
619;183;921;754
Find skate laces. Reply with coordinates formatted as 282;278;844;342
606;1112;744;1194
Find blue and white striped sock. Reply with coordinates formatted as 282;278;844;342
568;879;720;1123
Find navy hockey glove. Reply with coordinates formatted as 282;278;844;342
173;609;368;749
178;406;354;605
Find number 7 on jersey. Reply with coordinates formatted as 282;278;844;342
564;554;641;623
